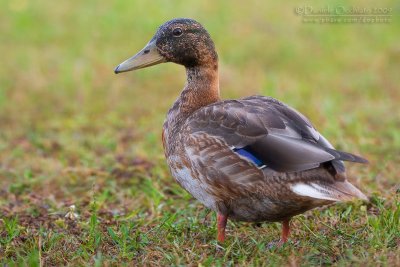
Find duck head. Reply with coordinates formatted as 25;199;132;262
114;18;218;73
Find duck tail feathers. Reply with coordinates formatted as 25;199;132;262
324;148;369;164
291;180;368;202
328;180;369;201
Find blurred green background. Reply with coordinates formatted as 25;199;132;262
0;0;399;265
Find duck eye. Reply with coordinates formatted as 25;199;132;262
172;28;183;37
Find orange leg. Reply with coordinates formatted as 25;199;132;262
217;214;228;242
279;219;291;245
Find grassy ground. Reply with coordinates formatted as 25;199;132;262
1;0;399;266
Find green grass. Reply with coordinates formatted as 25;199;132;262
1;0;399;265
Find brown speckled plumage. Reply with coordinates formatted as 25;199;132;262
115;18;368;244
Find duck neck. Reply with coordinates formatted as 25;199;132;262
178;63;220;116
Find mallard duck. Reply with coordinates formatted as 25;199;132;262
114;18;368;244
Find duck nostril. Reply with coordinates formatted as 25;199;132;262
143;49;150;54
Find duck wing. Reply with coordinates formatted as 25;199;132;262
184;95;367;174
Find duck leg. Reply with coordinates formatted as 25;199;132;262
217;213;228;242
279;218;291;245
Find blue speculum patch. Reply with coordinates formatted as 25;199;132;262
233;146;264;167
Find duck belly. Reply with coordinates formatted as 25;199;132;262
226;197;330;222
168;155;217;211
167;155;331;223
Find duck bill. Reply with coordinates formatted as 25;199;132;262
114;39;166;74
